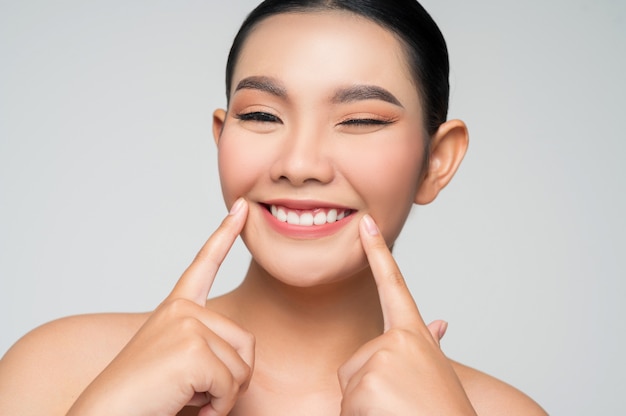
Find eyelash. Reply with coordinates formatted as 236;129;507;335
235;112;395;127
338;118;394;126
235;112;281;123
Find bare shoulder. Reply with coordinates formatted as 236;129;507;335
0;312;149;416
452;360;548;416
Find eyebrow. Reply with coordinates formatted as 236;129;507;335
332;85;404;108
234;76;287;98
234;76;403;108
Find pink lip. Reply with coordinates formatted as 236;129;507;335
259;200;356;239
263;199;352;211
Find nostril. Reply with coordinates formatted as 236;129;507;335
269;145;335;186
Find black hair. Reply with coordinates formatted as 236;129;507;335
225;0;449;136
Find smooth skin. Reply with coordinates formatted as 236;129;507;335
65;199;253;416
0;205;545;415
0;10;547;416
338;214;475;415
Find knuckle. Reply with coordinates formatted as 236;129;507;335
384;328;412;346
195;230;232;266
244;361;253;379
194;245;220;266
357;371;384;394
373;237;390;251
161;297;193;316
337;363;351;385
211;380;239;416
369;348;394;368
181;337;208;360
178;316;203;333
190;340;209;357
341;381;381;415
171;320;212;359
383;269;406;287
236;363;253;385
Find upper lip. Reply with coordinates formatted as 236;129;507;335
261;199;355;211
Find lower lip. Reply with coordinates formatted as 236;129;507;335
260;206;355;239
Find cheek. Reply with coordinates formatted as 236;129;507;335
340;136;424;241
217;130;269;206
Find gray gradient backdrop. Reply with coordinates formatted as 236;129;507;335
1;1;624;414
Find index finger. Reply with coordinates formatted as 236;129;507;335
168;198;248;305
359;214;425;331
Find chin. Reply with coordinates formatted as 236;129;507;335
251;246;369;289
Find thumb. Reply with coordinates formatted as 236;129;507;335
426;320;448;346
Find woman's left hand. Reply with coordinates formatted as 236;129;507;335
338;215;477;415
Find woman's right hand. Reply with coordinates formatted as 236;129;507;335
67;198;254;416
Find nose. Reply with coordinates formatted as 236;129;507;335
269;124;335;186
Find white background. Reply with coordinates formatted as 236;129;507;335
1;1;624;414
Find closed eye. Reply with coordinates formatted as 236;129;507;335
235;111;282;124
339;118;394;126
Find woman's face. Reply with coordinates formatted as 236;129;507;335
215;11;427;287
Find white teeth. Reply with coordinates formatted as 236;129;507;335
299;212;314;226
327;209;337;223
269;205;350;227
277;207;287;222
287;211;299;225
313;211;326;225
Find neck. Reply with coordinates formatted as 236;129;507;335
228;259;383;373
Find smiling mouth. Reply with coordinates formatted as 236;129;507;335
264;204;354;227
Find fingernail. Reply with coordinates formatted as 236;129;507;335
438;321;449;340
229;198;245;215
362;214;379;236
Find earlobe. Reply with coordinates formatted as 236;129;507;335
212;109;227;145
414;119;469;205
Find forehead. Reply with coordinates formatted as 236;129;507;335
232;11;418;106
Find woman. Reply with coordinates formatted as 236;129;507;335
0;0;547;414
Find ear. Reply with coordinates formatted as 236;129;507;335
212;109;227;145
414;119;468;205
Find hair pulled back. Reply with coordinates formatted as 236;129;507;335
225;0;449;136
